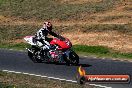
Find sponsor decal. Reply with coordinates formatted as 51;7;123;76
77;66;130;84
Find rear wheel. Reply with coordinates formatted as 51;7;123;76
27;47;43;63
34;51;43;63
28;50;37;63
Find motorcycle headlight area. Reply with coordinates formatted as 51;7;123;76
65;41;71;46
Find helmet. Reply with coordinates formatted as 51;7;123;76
43;22;52;31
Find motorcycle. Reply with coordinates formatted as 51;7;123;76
24;35;79;65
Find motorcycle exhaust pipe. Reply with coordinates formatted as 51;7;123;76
26;48;34;53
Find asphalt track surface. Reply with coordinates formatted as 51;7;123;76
0;49;132;88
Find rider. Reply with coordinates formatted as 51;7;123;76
35;22;58;50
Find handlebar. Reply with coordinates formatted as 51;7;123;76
57;35;66;41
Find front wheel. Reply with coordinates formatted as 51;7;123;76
70;51;79;65
65;51;79;65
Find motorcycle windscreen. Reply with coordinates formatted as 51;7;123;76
24;36;36;45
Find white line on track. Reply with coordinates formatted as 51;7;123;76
2;69;112;88
84;56;88;57
129;61;132;62
89;84;112;88
28;74;37;76
23;72;29;75
102;58;105;59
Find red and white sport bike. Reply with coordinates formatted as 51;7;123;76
24;35;79;65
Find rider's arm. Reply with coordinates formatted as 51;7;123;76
49;31;58;37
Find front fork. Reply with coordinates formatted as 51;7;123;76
63;49;73;62
64;50;71;60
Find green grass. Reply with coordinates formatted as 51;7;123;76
0;0;131;60
0;43;132;60
0;0;4;5
0;0;121;20
0;24;132;60
0;83;15;88
0;43;30;50
73;45;132;59
73;45;110;54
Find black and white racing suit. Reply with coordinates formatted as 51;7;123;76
35;28;58;50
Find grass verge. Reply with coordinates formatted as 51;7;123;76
73;45;132;60
0;43;30;50
0;71;94;88
0;24;132;43
0;43;132;60
0;0;121;20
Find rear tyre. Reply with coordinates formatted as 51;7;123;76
27;48;43;63
28;50;37;63
34;51;43;63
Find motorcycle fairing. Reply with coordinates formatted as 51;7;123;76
50;38;71;49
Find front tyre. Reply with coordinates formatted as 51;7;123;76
64;51;79;65
69;51;79;65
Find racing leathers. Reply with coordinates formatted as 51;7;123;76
35;28;58;50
